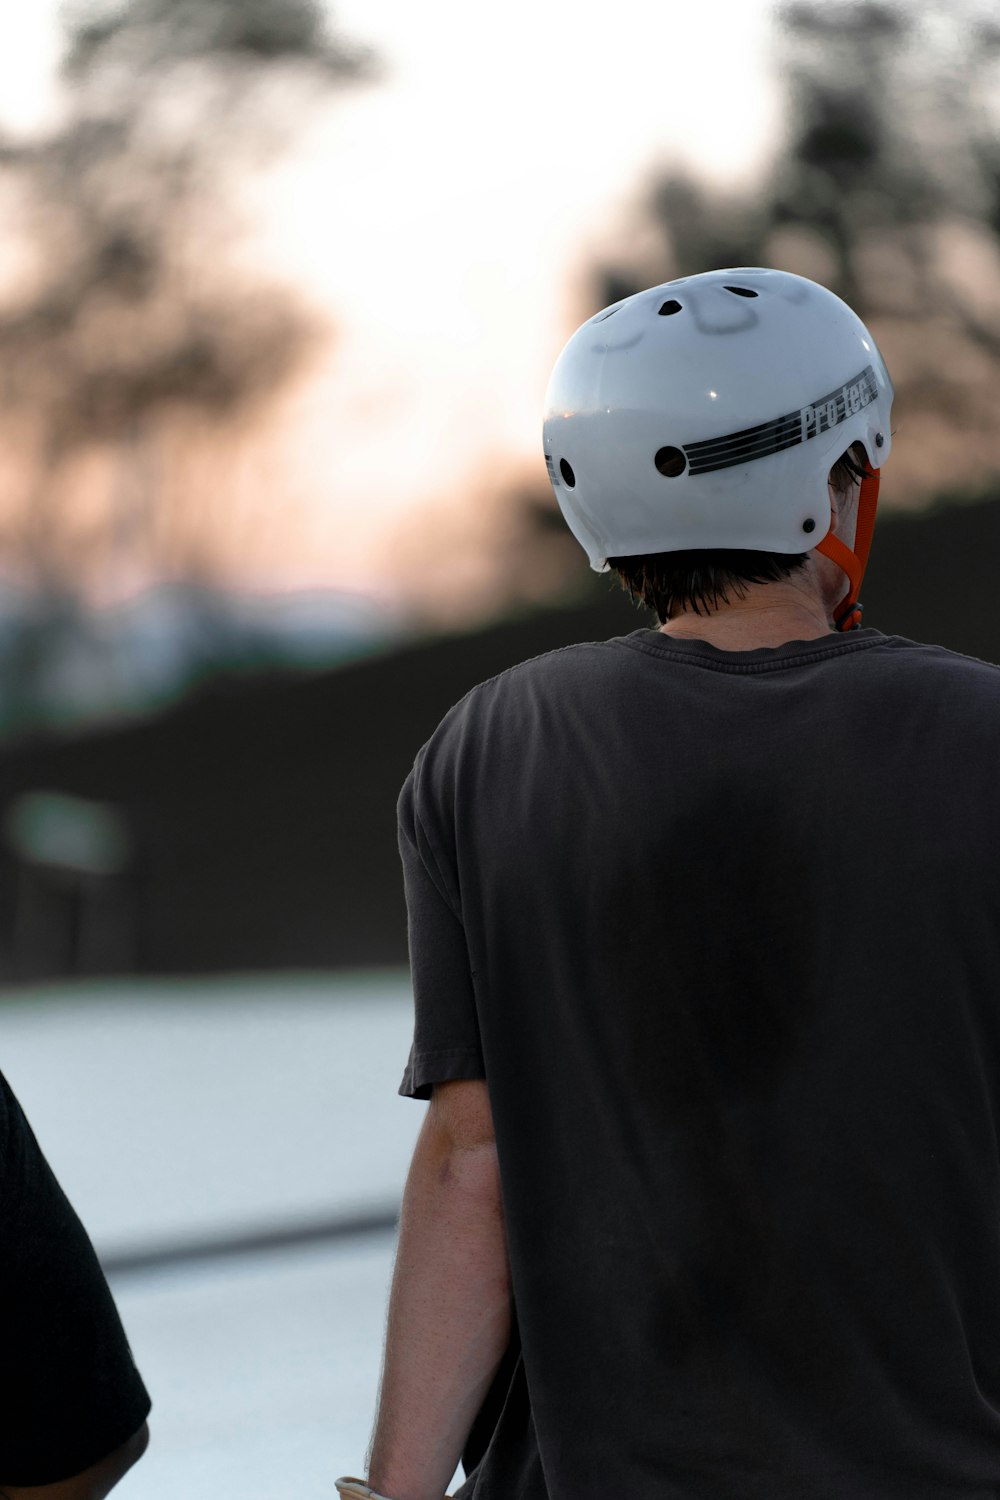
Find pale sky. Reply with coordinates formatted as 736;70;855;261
266;0;783;595
0;0;783;609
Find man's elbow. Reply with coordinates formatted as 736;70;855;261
415;1078;505;1221
436;1137;504;1214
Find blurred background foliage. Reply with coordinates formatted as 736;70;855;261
602;1;1000;502
0;0;375;730
1;0;1000;983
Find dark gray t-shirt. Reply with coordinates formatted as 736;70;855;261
396;625;1000;1500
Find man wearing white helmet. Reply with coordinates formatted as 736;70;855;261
339;269;1000;1500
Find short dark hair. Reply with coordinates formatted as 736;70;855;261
606;443;869;625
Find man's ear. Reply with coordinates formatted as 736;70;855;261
828;478;860;545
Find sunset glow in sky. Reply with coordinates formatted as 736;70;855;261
267;0;782;597
0;0;782;612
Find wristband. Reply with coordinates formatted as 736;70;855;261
334;1479;453;1500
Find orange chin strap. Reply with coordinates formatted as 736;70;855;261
813;464;881;632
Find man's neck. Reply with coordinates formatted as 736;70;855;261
658;584;835;651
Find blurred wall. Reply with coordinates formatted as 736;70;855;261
0;488;998;982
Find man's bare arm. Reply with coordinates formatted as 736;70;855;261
365;1078;512;1500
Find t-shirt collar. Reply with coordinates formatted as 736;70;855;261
619;625;889;668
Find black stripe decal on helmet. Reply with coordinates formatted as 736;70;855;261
683;365;878;476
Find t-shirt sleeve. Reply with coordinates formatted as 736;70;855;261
396;758;485;1100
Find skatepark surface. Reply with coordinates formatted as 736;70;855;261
0;971;452;1499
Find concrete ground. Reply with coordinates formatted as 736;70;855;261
0;971;456;1499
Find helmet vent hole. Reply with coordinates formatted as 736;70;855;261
802;518;816;534
559;458;576;487
658;299;683;316
724;285;758;298
654;447;687;478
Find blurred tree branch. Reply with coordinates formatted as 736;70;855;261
583;0;1000;510
0;0;376;597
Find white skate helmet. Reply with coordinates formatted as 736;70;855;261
542;267;894;630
